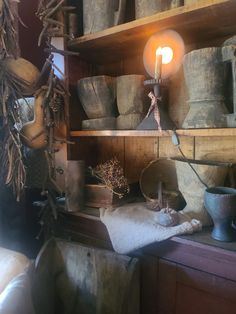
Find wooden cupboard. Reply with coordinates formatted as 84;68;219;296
55;212;236;314
64;0;236;187
55;1;236;313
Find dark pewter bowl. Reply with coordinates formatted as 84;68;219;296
204;187;236;242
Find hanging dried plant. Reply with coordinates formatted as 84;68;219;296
0;57;38;200
36;0;75;47
0;0;21;58
0;0;35;200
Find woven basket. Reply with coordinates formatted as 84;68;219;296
140;159;186;211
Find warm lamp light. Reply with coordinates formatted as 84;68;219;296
154;46;174;80
158;47;173;64
143;29;185;80
137;29;185;130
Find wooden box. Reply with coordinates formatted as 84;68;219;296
84;183;139;208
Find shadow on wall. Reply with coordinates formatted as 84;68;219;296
18;0;47;69
0;181;43;259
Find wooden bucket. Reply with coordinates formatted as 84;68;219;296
183;48;225;102
174;158;230;226
83;0;126;34
116;74;145;115
135;0;183;19
117;113;144;129
82;117;116;130
77;76;117;119
182;47;229;128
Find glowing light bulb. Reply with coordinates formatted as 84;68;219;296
156;46;173;64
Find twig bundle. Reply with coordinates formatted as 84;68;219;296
0;0;20;58
90;157;130;198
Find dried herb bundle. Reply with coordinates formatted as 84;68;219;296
0;1;26;200
36;0;75;47
90;157;130;198
0;0;21;58
0;58;29;201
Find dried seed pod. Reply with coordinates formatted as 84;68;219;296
4;57;40;95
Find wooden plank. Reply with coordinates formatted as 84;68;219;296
173;228;236;253
138;255;159;314
70;128;236;137
72;137;125;168
68;0;236;63
70;137;98;167
71;130;173;137
176;263;236;302
35;239;139;314
56;212;111;245
159;136;194;159
145;238;236;282
195;136;236;162
95;137;125;167
124;137;158;183
158;259;177;314
176;282;236;314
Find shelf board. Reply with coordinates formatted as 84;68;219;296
68;0;236;62
70;128;236;137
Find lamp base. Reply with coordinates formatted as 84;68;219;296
136;108;176;130
138;79;176;130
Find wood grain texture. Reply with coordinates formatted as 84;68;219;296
159;136;194;159
176;282;236;314
157;259;177;314
124;137;158;183
72;137;125;168
177;263;236;302
34;239;140;314
68;0;236;63
65;160;84;212
70;128;236;137
145;238;236;282
195;136;236;162
138;255;159;314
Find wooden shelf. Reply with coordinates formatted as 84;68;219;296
68;0;236;62
70;128;236;137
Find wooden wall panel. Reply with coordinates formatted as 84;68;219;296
124;137;158;183
159;136;194;159
177;264;236;302
95;60;124;77
157;259;177;314
95;137;125;166
123;54;145;75
176;283;235;314
70;137;98;167
139;255;159;314
71;137;125;168
195;136;236;162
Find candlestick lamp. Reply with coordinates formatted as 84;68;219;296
137;29;185;130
